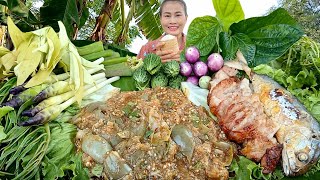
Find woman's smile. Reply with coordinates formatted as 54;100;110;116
168;26;179;31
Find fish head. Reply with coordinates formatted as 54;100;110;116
282;127;320;176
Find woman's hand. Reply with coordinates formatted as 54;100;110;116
155;42;180;62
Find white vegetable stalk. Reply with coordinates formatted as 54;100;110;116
87;65;104;74
18;76;120;126
22;76;108;117
81;57;104;67
90;72;106;83
43;66;104;84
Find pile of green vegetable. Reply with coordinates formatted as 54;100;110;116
0;77;89;180
132;54;185;90
76;41;143;78
74;41;145;92
0;16;124;180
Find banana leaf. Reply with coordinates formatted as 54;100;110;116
131;0;163;40
112;76;137;91
0;0;29;17
40;0;88;38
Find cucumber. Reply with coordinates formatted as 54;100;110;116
76;41;104;56
82;49;114;61
104;51;120;60
102;57;128;66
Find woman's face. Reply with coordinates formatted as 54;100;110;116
160;1;187;37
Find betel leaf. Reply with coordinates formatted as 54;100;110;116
212;0;244;31
112;76;137;91
40;0;80;38
230;8;300;34
250;24;303;66
230;8;304;66
219;32;238;60
219;32;256;65
186;16;222;56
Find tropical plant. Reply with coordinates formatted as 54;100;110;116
87;0;163;44
0;0;163;50
0;0;89;49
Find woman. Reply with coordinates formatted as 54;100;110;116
137;0;188;62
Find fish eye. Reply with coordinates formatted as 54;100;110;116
297;153;309;162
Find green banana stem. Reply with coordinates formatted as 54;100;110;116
116;0;135;44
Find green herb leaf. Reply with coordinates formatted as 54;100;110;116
229;156;270;180
230;8;304;66
144;130;153;139
212;0;244;31
310;104;320;121
42;122;89;179
186;16;222;56
286;69;317;90
112;76;137;91
219;32;256;64
91;164;103;177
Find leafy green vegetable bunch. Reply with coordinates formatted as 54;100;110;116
0;77;90;180
186;0;304;67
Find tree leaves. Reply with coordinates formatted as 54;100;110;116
40;0;81;38
0;0;29;17
134;0;162;40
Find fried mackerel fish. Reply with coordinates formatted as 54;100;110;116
72;87;233;179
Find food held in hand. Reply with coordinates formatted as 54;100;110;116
160;34;179;53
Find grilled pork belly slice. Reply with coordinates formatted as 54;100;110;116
208;75;280;169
